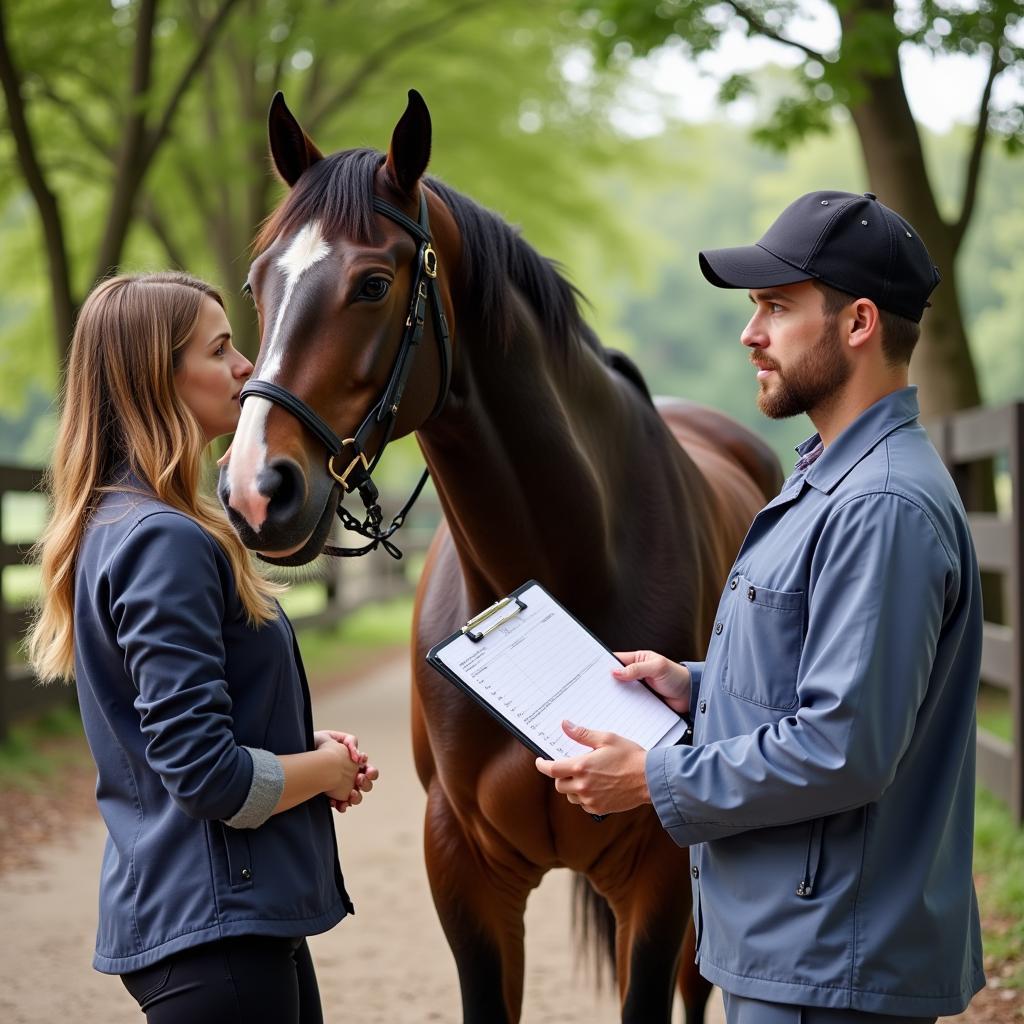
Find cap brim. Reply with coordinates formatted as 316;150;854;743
699;244;813;290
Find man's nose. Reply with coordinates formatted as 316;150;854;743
741;314;767;349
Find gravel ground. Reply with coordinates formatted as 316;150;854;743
0;652;1016;1022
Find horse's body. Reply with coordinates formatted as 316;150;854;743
221;91;781;1023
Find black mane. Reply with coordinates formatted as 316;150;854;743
258;148;592;351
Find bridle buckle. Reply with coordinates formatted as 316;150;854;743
423;245;438;278
328;440;370;489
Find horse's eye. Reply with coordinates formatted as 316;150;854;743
358;277;391;302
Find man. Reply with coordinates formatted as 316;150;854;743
536;191;985;1023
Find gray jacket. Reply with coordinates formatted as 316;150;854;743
74;482;352;973
646;387;984;1016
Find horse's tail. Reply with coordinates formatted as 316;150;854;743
572;872;616;986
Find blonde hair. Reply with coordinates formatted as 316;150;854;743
28;272;284;683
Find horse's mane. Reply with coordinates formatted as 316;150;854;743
255;148;595;353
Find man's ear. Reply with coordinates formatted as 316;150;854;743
847;298;880;351
268;92;324;188
384;89;431;196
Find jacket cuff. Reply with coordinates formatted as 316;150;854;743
682;660;703;710
223;747;284;829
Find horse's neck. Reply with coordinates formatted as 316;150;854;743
417;293;689;614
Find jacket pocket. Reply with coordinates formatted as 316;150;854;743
722;575;804;711
219;822;255;891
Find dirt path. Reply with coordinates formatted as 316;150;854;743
3;653;999;1022
0;654;725;1023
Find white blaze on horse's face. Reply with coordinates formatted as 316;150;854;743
227;221;332;531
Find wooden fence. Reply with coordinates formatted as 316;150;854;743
925;401;1024;824
0;463;439;741
3;404;1023;824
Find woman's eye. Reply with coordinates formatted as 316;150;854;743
358;277;390;301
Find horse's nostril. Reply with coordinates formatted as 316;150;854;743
258;459;306;525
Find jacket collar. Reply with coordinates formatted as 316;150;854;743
799;386;920;494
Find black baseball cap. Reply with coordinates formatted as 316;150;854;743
699;190;941;322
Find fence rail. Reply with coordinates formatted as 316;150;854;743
0;464;439;741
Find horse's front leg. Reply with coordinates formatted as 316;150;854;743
591;820;700;1024
424;782;541;1024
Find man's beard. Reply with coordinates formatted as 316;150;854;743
757;316;851;420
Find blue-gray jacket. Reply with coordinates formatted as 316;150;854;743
74;482;352;974
646;387;984;1017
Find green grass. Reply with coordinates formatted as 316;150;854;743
973;786;1024;984
278;582;330;620
978;684;1014;743
296;595;414;679
0;703;88;789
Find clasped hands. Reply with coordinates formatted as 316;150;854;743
533;651;691;817
313;730;380;813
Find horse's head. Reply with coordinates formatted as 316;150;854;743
219;90;456;565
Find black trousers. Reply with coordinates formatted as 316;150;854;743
120;935;322;1024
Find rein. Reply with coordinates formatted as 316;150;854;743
239;193;452;559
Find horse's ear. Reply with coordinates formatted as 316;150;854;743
268;92;323;188
385;89;431;196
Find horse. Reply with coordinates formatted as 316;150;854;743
219;89;782;1024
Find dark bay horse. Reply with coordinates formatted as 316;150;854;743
219;90;782;1023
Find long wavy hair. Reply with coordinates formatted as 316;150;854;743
28;272;283;683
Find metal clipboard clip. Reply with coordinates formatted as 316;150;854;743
461;596;527;642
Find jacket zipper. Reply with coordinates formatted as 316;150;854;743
797;817;824;898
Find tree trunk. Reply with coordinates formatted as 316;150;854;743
0;1;77;366
92;0;157;285
841;0;981;418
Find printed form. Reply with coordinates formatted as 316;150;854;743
431;583;689;759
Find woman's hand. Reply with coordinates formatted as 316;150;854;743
612;651;692;716
315;729;379;814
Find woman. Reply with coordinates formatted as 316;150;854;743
27;272;376;1023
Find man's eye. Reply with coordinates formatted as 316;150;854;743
358;277;390;301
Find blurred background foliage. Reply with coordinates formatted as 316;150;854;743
0;0;1021;474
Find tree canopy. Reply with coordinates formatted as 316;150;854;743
577;0;1023;416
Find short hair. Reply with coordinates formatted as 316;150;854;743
813;281;920;367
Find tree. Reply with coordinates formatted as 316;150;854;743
0;0;243;369
0;0;639;390
578;0;1023;417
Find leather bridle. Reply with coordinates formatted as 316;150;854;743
239;193;452;559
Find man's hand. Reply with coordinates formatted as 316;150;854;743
314;729;380;813
534;721;650;816
613;651;692;716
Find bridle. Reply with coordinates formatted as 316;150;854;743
239;192;452;560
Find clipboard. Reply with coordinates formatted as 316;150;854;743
425;580;690;820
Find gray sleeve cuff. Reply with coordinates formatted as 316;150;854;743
222;747;285;829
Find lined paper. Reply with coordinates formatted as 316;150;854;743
433;584;689;759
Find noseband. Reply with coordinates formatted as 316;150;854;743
238;193;452;559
